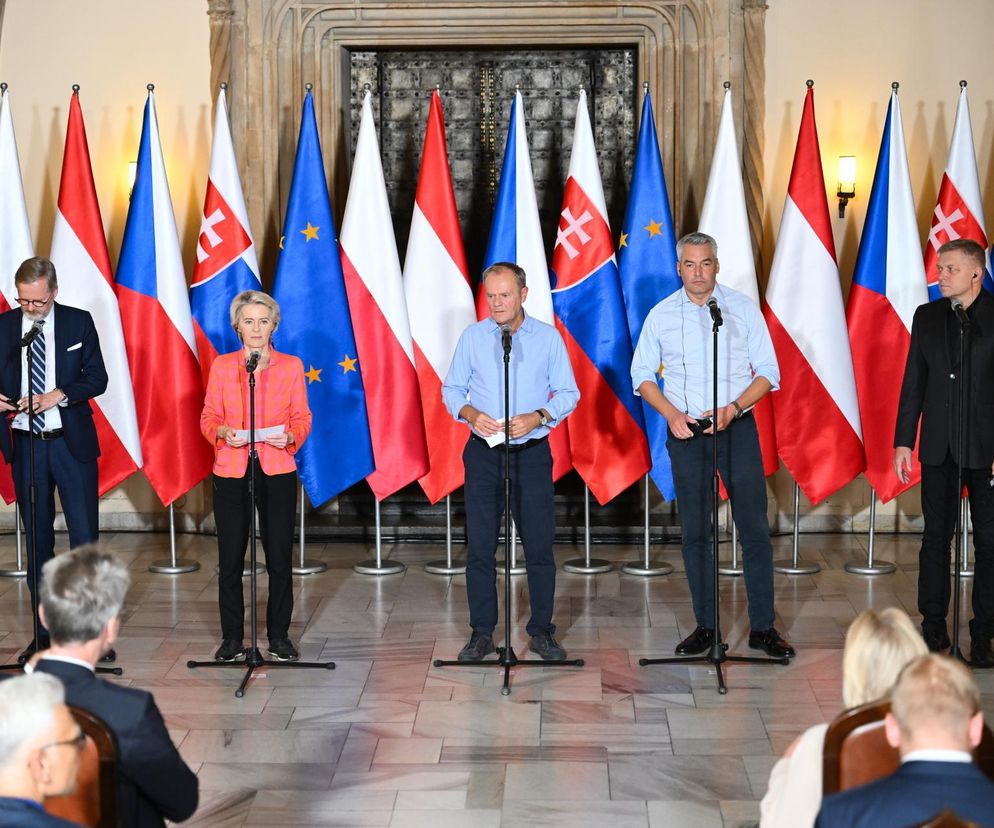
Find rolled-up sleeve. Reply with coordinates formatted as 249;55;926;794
544;330;579;424
745;301;780;389
631;310;662;395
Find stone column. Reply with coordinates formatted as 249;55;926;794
741;0;768;275
207;0;234;104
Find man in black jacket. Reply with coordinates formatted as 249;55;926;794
894;238;994;666
32;544;198;826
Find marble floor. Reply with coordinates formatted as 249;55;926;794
1;529;992;827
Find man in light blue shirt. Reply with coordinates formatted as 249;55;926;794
631;232;793;660
443;262;578;662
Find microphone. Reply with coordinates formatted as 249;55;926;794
500;323;512;354
706;297;723;327
951;298;971;328
245;350;261;373
20;321;43;347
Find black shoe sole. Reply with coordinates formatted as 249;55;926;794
529;645;566;662
215;651;247;663
267;650;300;662
749;641;796;659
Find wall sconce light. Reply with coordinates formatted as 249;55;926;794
837;155;856;218
127;161;138;199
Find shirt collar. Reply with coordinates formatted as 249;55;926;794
902;748;972;764
35;653;96;673
486;311;533;335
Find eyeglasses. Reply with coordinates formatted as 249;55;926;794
39;730;87;753
15;295;53;309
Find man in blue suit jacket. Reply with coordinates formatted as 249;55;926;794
817;654;994;827
32;544;199;827
0;257;107;659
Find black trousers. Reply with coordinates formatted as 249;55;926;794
463;436;556;637
919;452;994;640
213;460;297;642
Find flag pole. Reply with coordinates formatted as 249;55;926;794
354;496;405;575
773;482;820;574
0;503;26;577
845;489;895;575
497;518;526;575
621;473;672;576
425;495;467;575
149;502;200;574
563;485;613;574
719;501;744;576
293;481;326;575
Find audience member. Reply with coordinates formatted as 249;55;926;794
760;607;927;827
0;672;84;826
32;544;198;827
816;653;994;827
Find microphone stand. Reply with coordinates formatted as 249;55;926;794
951;305;970;662
639;299;788;694
434;324;584;694
188;352;334;697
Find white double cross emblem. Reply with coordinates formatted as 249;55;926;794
555;206;593;260
196;207;226;263
928;204;964;252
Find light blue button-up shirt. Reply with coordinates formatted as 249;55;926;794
443;314;579;444
631;283;779;418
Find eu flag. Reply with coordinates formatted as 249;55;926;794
272;91;374;506
618;91;680;500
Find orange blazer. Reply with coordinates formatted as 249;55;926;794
200;350;312;478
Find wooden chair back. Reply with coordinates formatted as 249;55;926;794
44;705;118;828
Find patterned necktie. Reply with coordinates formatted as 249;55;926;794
29;320;45;434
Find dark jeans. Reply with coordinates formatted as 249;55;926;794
666;415;775;631
13;432;99;600
463;436;556;637
919;453;994;639
213;460;297;642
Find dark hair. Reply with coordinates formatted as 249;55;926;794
482;262;526;290
938;238;986;270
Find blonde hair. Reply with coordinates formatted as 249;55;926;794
891;654;979;745
229;290;280;334
842;608;927;708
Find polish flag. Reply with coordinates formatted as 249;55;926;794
763;82;864;504
403;91;475;504
924;83;990;298
115;89;213;505
846;87;928;503
698;85;779;477
0;87;31;503
341;90;429;500
50;89;142;494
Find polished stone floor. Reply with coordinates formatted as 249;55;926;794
1;529;992;827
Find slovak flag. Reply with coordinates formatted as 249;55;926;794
924;82;990;299
763;82;865;505
340;90;429;500
403;91;476;504
551;91;651;505
116;88;214;506
482;90;570;479
50;89;142;494
846;87;928;503
190;86;262;387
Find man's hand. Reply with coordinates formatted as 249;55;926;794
468;409;502;437
17;389;64;415
508;411;542;439
0;393;16;413
666;411;698;440
702;404;736;433
893;446;913;484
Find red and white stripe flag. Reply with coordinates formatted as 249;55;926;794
763;82;865;504
50;90;142;494
341;90;429;500
403;91;476;504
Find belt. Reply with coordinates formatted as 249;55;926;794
14;428;64;441
471;433;548;453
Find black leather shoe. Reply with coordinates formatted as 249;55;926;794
749;628;796;659
99;648;117;664
675;626;714;655
457;633;495;662
971;637;994;669
214;639;246;662
17;636;51;665
529;632;567;662
922;623;951;653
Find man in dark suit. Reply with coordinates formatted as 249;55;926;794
0;672;83;827
894;238;994;667
32;544;199;827
0;257;108;661
817;653;994;827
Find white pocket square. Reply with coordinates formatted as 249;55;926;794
66;342;82;352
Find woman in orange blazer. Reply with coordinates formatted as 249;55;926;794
201;291;311;663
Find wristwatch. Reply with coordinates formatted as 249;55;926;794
536;410;549;426
731;400;744;419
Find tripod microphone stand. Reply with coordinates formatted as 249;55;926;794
188;351;333;697
434;324;583;695
950;300;971;662
639;298;788;694
0;323;121;676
